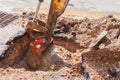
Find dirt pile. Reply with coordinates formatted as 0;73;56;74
82;46;120;80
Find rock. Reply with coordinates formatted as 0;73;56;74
22;12;27;15
107;15;113;18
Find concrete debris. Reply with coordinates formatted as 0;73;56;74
0;12;120;80
89;30;108;50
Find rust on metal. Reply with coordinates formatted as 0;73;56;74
0;11;18;27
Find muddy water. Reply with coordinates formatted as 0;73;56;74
0;0;120;14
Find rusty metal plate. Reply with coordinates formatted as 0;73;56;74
0;11;18;28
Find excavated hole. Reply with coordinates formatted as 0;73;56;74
0;33;83;72
0;12;85;73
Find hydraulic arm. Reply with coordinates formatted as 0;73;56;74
45;0;69;42
26;0;69;69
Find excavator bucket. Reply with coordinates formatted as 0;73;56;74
26;0;47;35
26;22;47;33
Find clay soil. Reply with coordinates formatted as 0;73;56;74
0;12;120;80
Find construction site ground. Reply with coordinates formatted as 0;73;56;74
0;9;120;80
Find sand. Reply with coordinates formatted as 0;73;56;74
12;8;120;19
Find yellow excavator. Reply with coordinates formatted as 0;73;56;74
26;0;69;69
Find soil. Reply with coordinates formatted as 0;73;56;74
0;12;120;80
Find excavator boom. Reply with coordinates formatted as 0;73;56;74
45;0;69;42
